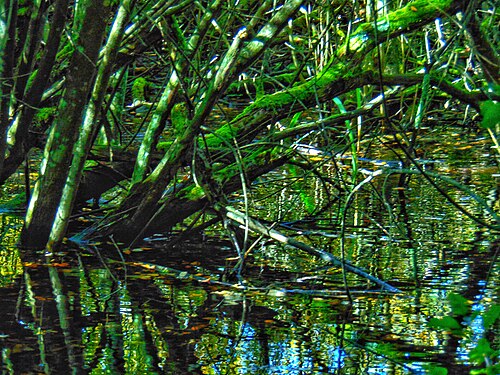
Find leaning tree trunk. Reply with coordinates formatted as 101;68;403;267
20;0;112;248
0;0;69;184
88;0;464;245
47;0;134;251
85;0;305;244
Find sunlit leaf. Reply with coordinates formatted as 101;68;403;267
479;101;500;129
469;338;497;365
289;111;302;127
428;316;462;332
447;293;470;316
482;304;500;330
471;365;500;374
300;191;315;213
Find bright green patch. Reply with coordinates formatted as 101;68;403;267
482;304;500;330
428;316;463;335
171;103;189;136
131;77;151;103
447;292;470;316
479;101;500;129
425;365;448;375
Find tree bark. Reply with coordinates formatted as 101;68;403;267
95;0;305;243
20;0;112;248
0;0;17;174
0;0;69;184
47;0;134;251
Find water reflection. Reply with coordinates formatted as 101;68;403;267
0;131;498;374
0;233;497;374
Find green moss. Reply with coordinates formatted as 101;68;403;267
34;107;57;128
181;185;206;200
338;0;454;56
171;103;189;136
56;40;76;61
156;140;173;151
131;77;150;102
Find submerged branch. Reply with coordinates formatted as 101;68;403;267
221;206;401;293
125;260;392;298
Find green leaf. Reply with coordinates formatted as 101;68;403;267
479;101;500;129
471;366;500;375
447;293;470;316
428;316;462;331
425;365;448;375
469;338;497;365
289;111;302;127
482;304;500;330
300;192;315;214
18;7;30;16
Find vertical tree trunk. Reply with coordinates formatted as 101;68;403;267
0;0;17;174
0;0;69;184
48;0;134;251
20;0;112;248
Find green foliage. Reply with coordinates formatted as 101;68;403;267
131;77;150;102
479;100;500;129
427;293;499;374
426;293;470;337
56;40;75;61
34;107;57;128
447;292;470;316
182;185;205;200
171;103;189;136
482;304;500;330
17;6;29;16
469;339;499;370
300;191;315;214
289;111;302;128
428;315;463;335
424;365;448;375
17;0;31;16
103;0;120;6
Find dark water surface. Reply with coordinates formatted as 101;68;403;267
0;129;498;374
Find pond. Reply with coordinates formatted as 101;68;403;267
0;127;498;374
